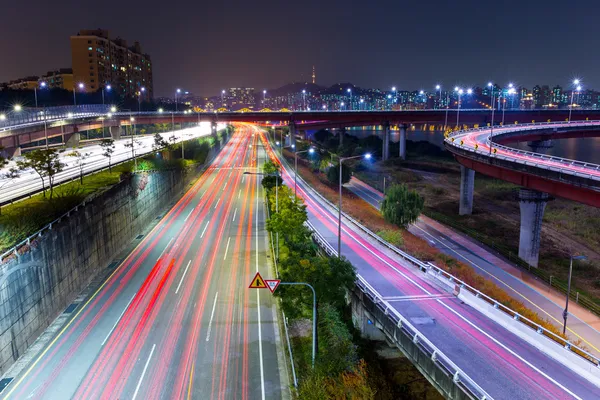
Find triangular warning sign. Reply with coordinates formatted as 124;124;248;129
249;272;267;289
265;280;281;293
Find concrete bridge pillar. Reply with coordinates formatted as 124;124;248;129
64;133;80;148
382;122;390;161
399;123;407;160
1;146;21;158
339;126;346;146
459;166;475;215
288;122;296;147
109;125;122;140
518;189;549;267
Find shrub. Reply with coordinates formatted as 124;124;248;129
378;230;404;247
381;184;424;228
326;163;352;185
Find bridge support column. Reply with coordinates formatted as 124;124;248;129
399;123;407;160
0;146;21;158
288;122;296;148
459;166;475;215
518;189;549;267
109;125;122;140
339;127;346;146
64;132;80;148
382;122;390;161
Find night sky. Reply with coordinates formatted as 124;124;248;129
1;0;598;97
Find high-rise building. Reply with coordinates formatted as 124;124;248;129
227;88;255;108
71;29;153;100
532;85;541;108
40;68;74;91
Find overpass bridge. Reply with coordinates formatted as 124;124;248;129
3;106;600;158
445;121;600;266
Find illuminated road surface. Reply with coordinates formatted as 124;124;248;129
346;176;600;357
0;122;224;205
1;125;285;399
264;130;600;400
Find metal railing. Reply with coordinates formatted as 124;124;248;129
0;105;110;132
303;218;491;399
276;149;600;370
445;120;600;181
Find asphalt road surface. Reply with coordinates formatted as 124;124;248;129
1;124;286;399
266;132;600;400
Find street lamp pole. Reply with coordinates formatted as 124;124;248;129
435;85;441;110
337;153;371;257
444;91;450;130
455;88;463;128
563;254;587;335
488;82;496;155
568;80;581;123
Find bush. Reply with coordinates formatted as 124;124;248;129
261;175;282;190
326;163;352;185
381;184;424;228
378;229;404;247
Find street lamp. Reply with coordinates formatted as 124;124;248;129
34;81;46;108
435;85;441;109
322;104;327;111
14;104;22;112
360;98;365;110
455;88;464;128
488;82;496;155
244;171;280;257
175;88;181;112
158;108;164;113
302;89;307;110
263;89;267;104
563;254;587;334
340;102;345;110
568;79;581;123
347;88;352;110
221;90;226;108
74;83;84;106
101;84;111;106
0;114;5;121
288;145;315;197
138;87;146;112
336;153;371;257
110;106;117;113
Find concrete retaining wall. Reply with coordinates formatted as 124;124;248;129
0;153;214;374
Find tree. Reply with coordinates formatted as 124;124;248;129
313;129;333;144
17;149;64;198
380;184;424;228
261;175;283;190
262;160;280;175
100;139;116;173
67;150;91;184
152;133;169;152
326;163;352;185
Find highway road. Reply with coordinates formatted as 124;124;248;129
0;122;225;205
263;130;600;399
345;176;600;357
0;124;286;399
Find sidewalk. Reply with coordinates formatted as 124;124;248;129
347;176;600;354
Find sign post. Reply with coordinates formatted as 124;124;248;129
248;274;317;369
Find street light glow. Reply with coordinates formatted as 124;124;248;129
360;98;364;103
347;88;351;93
14;105;22;111
0;114;5;120
387;94;391;99
309;148;315;154
107;113;112;118
458;89;464;95
78;83;84;89
141;87;146;92
40;82;47;88
177;88;181;93
467;88;473;94
508;83;514;88
573;79;580;85
487;82;493;87
576;85;582;91
130;117;135;122
365;153;372;159
454;86;459;91
302;89;306;94
67;112;73;118
106;85;112;91
158;108;164;113
392;86;396;91
419;90;424;95
110;106;117;112
435;85;441;90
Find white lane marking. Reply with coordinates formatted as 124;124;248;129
184;207;195;222
232;208;238;222
157;237;174;261
101;292;136;346
131;343;156;400
238;189;241;199
214;198;220;209
255;152;266;400
201;221;210;238
175;260;192;294
223;237;232;260
205;292;219;342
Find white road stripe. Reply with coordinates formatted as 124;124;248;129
132;343;156;400
232;208;238;222
184;207;195;221
205;292;219;342
214;198;220;209
157;237;174;261
238;189;241;199
175;260;192;294
101;292;136;345
201;221;210;238
223;237;231;260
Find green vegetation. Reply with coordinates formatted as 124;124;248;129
0;135;218;254
377;229;404;247
262;166;439;399
326;163;352;185
381;184;424;228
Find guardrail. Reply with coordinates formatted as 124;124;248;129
444;121;600;179
302;218;492;399
0;105;110;132
274;145;600;371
